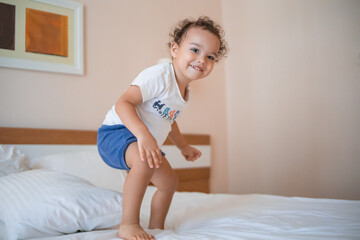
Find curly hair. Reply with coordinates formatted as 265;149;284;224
168;16;228;62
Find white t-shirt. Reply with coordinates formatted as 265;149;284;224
103;62;189;147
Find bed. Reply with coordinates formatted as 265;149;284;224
1;127;359;240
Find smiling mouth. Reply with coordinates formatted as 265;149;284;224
189;64;203;72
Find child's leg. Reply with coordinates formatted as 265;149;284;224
148;157;178;229
118;142;155;240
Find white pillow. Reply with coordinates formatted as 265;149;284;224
28;150;127;192
0;145;29;177
0;169;123;240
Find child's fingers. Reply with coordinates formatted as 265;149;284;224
139;150;146;161
154;149;163;166
156;149;163;164
141;148;163;168
147;159;154;168
190;151;201;161
186;154;195;161
151;151;160;168
146;151;154;168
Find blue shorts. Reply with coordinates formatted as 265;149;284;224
97;124;165;170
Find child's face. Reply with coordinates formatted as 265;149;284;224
171;27;220;83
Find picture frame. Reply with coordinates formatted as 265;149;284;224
0;0;84;75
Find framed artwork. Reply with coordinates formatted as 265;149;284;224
0;0;84;75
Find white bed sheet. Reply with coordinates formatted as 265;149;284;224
28;186;360;240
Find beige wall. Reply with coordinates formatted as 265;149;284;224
223;0;360;199
0;0;228;193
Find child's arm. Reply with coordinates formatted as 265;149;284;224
115;85;163;168
168;121;202;161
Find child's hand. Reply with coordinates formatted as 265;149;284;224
180;145;202;161
137;133;163;168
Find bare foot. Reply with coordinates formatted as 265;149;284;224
117;224;155;240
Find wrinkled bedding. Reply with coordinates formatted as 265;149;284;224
29;187;360;240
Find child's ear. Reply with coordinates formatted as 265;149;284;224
170;42;179;58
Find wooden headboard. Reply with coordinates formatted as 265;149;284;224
0;127;210;193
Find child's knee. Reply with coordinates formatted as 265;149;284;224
162;174;179;193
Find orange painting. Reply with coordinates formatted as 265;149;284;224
25;8;68;57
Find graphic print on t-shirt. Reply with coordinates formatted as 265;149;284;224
153;100;180;123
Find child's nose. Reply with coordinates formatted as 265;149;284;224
197;55;206;64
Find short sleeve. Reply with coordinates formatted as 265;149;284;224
131;64;169;102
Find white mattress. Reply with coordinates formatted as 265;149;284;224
28;186;360;240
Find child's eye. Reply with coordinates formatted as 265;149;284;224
207;56;215;61
191;48;199;53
